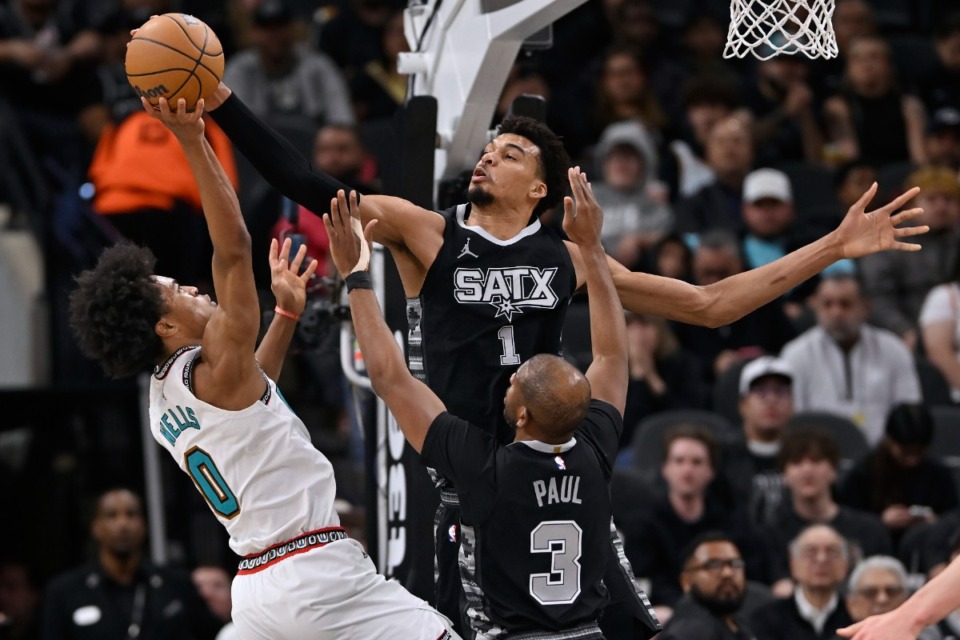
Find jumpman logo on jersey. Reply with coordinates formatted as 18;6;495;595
458;238;479;260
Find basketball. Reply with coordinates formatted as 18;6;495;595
125;13;224;111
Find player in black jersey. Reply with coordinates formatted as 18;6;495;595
198;81;927;635
326;168;631;639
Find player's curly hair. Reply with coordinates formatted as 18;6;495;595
69;243;168;379
498;116;571;218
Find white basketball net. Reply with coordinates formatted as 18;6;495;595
724;0;838;60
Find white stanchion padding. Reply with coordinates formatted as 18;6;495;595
724;0;838;60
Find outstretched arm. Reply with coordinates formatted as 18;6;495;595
149;98;261;404
609;183;926;327
256;238;319;380
837;553;960;639
563;168;628;415
323;191;446;452
205;84;444;270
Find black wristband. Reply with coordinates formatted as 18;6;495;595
345;271;373;292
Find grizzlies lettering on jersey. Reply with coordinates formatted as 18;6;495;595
420;401;623;638
408;204;576;440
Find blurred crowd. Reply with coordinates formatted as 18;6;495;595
6;0;960;637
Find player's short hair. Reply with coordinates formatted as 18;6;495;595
69;243;168;379
517;354;590;438
777;425;840;472
662;423;720;470
498;116;570;218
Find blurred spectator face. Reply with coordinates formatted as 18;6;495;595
846;566;907;621
935;28;960;72
759;56;809;86
314;126;365;181
884;439;927;470
382;11;409;62
693;246;743;286
705;117;753;179
603;144;646;190
790;526;849;592
687;102;733;147
627;314;661;357
916;190;960;231
614;0;659;48
92;490;146;558
743;198;794;239
656;237;692;280
926;129;960;169
683;15;726;61
783;454;837;501
833;0;876;51
681;541;747;615
253;16;296;65
814;277;868;346
192;566;232;622
846;38;893;94
498;66;550;118
739;376;793;442
16;0;54;29
0;563;39;628
601;52;646;108
837;165;877;209
662;437;715;498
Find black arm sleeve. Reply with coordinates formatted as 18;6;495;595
209;93;358;210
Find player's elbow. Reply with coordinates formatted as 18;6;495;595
686;285;735;328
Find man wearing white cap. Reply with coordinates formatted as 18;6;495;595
722;356;794;530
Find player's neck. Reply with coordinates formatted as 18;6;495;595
467;202;535;240
99;549;142;585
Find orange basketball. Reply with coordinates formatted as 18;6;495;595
125;13;224;111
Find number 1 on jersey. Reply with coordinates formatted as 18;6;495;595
498;325;521;366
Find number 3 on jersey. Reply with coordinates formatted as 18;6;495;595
498;325;521;366
529;520;582;605
185;446;240;519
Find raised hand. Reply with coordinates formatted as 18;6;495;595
835;183;927;259
142;96;205;140
562;167;603;249
322;190;376;278
269;237;318;317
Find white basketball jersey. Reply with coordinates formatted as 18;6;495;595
149;346;339;555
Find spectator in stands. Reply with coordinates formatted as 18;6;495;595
780;274;922;445
592;119;673;268
839;404;959;542
822;35;926;166
657;532;756;640
920;256;960;402
769;426;892;581
0;559;40;640
349;10;407;123
861;166;960;347
593;44;668;140
647;232;693;281
272;124;380;277
621;312;706;439
675;115;755;234
317;0;396;76
746;54;825;165
925;107;960;171
816;0;878;94
722;356;794;528
673;230;796;384
667;76;741;199
750;524;854;640
625;425;773;616
192;566;235;638
842;556;942;640
495;61;551;125
917;13;960;115
225;0;354;127
678;11;738;85
42;488;219;639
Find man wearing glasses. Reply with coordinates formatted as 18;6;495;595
750;524;854;640
843;556;941;640
658;532;756;640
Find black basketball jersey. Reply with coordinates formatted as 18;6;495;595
408;204;576;441
420;400;622;639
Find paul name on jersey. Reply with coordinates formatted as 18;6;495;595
454;266;559;321
533;475;582;508
158;405;200;446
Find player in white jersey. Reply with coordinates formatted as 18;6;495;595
68;96;459;640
